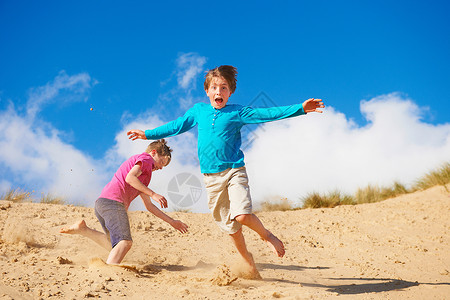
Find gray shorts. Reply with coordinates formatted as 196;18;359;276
203;167;252;234
95;198;132;248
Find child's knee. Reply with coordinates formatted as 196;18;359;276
118;239;133;250
235;214;252;224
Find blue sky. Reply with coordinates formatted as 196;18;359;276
1;1;449;211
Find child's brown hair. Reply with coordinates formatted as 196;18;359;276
146;139;172;164
204;65;238;93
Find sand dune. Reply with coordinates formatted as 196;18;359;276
1;185;449;299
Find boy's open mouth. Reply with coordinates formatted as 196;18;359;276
215;97;223;105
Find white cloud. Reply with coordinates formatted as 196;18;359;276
176;52;207;90
0;72;104;205
26;71;95;119
157;52;208;112
244;93;450;206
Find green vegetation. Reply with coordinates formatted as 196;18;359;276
0;188;66;205
354;181;408;204
260;197;294;212
1;162;449;210
39;193;66;205
173;207;192;213
0;188;33;203
412;162;450;192
302;191;354;209
260;161;450;211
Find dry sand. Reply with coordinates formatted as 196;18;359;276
1;185;449;299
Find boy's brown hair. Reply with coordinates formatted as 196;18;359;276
204;65;238;93
146;139;172;164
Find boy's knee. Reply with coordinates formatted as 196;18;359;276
235;214;252;224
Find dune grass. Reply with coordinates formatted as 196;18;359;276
412;162;450;192
173;207;192;213
0;188;33;203
2;162;449;210
354;181;409;204
0;188;66;205
259;197;294;212
261;161;450;211
40;193;66;205
302;191;354;209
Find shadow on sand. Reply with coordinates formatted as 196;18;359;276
302;277;449;295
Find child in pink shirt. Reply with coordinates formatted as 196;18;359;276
60;139;188;264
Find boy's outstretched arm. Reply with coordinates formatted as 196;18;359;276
303;98;325;113
127;108;197;141
127;130;146;141
140;194;189;234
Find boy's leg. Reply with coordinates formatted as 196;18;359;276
234;214;285;257
60;220;111;251
229;228;260;278
227;167;285;258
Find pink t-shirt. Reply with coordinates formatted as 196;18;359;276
99;152;154;210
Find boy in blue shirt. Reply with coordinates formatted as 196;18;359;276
127;65;324;277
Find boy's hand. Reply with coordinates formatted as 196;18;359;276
170;220;189;234
303;98;325;113
127;129;147;140
152;193;168;208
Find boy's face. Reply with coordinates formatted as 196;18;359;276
151;151;170;171
205;76;232;109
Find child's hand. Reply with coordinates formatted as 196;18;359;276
302;98;325;113
152;193;168;208
127;129;147;140
170;220;189;234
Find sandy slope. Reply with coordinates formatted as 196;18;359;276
1;185;449;299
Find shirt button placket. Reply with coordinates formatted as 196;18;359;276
212;109;217;126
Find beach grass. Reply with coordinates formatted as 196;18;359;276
264;161;450;211
259;197;294;212
412;162;450;192
0;188;33;203
0;188;67;205
2;162;449;211
302;191;354;208
39;193;66;205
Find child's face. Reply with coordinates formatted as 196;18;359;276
205;76;232;109
151;151;170;171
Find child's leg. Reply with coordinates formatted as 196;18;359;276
106;240;133;264
229;228;259;276
60;220;111;251
234;214;285;258
94;198;134;264
60;222;132;264
226;167;285;258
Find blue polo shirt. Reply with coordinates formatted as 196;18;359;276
145;102;305;174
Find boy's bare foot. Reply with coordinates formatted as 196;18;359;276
233;252;262;280
60;220;87;234
238;265;262;280
265;232;285;257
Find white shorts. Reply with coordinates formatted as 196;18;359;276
203;167;252;234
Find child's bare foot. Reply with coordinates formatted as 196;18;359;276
60;220;87;234
233;252;262;280
265;232;285;257
238;265;262;280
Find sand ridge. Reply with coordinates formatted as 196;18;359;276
0;185;449;299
